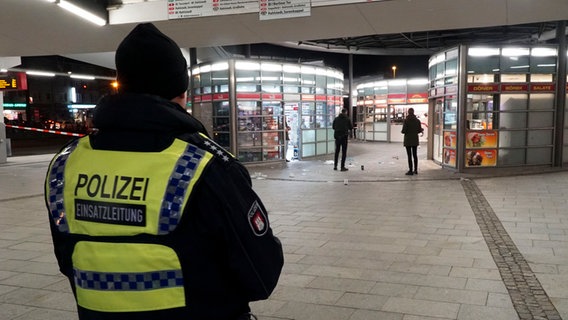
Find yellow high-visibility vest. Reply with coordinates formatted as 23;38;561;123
45;137;213;312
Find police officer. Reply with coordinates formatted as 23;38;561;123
45;23;283;320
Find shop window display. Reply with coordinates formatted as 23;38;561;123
191;59;343;163
429;45;560;169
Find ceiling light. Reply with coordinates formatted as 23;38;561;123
26;71;56;77
70;74;96;80
57;0;107;26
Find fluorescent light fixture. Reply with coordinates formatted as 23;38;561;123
468;47;500;57
300;66;316;74
67;104;96;109
44;0;56;2
510;65;530;69
69;87;77;103
211;62;228;71
26;70;56;77
537;64;556;67
58;0;106;26
502;48;529;57
70;74;95;80
0;68;7;73
388;79;406;86
235;61;260;71
261;63;282;72
283;65;300;73
531;47;557;57
407;79;429;85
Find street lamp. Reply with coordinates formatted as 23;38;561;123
392;65;397;78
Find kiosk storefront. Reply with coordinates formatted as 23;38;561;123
190;60;344;163
355;78;429;143
429;45;566;171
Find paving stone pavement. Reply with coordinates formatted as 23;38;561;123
0;141;567;320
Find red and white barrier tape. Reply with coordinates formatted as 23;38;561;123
5;124;86;137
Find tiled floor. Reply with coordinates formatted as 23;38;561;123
1;141;567;319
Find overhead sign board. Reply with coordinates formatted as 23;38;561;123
168;0;257;18
0;72;27;91
259;0;311;20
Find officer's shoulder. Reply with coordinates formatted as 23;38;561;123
182;132;235;165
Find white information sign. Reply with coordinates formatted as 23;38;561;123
259;0;311;20
168;0;257;19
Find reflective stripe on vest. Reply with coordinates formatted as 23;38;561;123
72;241;185;312
45;137;212;236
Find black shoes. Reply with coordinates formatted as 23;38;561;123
341;167;348;172
405;171;413;175
333;167;337;171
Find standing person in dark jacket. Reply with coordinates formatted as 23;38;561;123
401;107;424;175
332;108;353;171
44;23;283;320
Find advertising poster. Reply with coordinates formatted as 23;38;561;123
443;148;456;167
465;149;497;167
466;130;497;148
443;131;456;148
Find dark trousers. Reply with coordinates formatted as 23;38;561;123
334;136;348;169
405;146;418;171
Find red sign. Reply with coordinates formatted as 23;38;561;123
407;93;428;104
501;84;528;92
467;84;499;93
262;93;282;100
201;94;212;102
302;94;315;101
213;93;229;101
387;93;406;104
236;93;261;100
194;95;202;102
530;84;555;92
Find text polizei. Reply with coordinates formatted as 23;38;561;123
73;173;149;227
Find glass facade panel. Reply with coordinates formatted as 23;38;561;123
499;131;526;148
529;94;554;110
302;129;316;143
527;130;553;146
526;147;552;164
499;113;527;129
528;111;554;128
467;56;499;74
316;141;327;155
500;94;528;111
302;142;315;157
498;148;525;165
500;48;529;73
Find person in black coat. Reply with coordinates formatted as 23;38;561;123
45;23;283;320
332;108;353;171
401;107;424;175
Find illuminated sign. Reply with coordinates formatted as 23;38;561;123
3;103;27;109
467;84;499;93
0;72;27;91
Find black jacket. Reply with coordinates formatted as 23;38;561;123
46;93;284;320
401;114;423;147
332;113;352;139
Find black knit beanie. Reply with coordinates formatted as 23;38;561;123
115;23;189;100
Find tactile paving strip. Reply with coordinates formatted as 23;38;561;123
461;178;562;320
